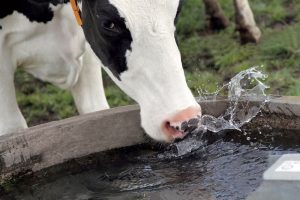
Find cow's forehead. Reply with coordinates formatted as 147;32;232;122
108;0;180;12
107;0;181;25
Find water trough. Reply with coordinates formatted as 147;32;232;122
1;96;300;199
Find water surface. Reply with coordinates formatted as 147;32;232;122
2;129;300;200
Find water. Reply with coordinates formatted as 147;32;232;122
175;67;269;156
197;66;269;133
2;129;300;200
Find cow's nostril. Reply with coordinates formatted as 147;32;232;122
162;120;186;141
166;122;180;131
165;121;171;127
164;121;173;130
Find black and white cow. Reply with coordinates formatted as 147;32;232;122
0;0;201;142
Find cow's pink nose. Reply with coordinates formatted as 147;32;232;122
161;106;201;141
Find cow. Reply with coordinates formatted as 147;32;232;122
203;0;261;44
0;0;201;142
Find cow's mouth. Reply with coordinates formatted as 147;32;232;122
162;118;200;142
163;121;186;141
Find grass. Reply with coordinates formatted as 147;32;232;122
177;0;300;96
15;0;300;125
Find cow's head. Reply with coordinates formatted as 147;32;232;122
81;0;201;142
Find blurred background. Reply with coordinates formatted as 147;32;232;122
15;0;300;126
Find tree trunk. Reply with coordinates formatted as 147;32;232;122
203;0;230;30
234;0;262;44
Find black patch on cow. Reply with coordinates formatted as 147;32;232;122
0;0;68;23
82;0;132;80
0;25;2;30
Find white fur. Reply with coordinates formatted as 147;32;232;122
107;0;200;141
0;3;109;135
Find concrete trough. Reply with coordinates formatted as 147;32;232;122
0;96;300;184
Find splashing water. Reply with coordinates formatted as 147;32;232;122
171;67;269;157
197;66;269;133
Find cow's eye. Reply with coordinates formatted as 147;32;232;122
102;21;119;33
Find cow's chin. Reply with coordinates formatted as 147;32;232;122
138;108;169;142
141;120;169;142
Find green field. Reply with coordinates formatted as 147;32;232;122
15;0;300;126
